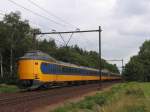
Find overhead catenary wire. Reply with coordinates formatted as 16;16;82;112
7;0;66;28
0;10;48;30
27;0;78;29
37;34;65;46
46;35;65;45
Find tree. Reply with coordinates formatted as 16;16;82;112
0;11;34;83
123;40;150;81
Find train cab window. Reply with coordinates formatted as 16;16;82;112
41;63;48;73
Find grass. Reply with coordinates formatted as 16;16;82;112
0;84;19;93
52;82;150;112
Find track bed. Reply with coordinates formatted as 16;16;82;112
0;81;121;112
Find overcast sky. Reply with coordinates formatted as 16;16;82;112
0;0;150;68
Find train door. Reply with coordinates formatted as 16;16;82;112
34;61;39;79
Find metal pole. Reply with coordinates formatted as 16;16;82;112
99;26;102;88
0;53;3;78
33;33;36;50
122;59;123;74
10;31;14;77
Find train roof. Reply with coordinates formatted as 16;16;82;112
58;61;98;71
19;50;57;62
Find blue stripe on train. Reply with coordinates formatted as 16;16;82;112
40;62;100;76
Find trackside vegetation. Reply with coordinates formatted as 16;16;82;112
0;84;19;93
52;82;150;112
123;40;150;81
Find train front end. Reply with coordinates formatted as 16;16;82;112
18;50;57;88
18;51;41;88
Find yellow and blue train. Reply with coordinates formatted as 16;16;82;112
18;50;121;88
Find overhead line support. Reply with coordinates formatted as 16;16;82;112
34;27;102;89
35;30;99;35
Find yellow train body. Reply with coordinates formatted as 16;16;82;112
18;51;121;87
18;59;112;83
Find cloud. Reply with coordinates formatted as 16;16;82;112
0;0;150;68
114;0;150;17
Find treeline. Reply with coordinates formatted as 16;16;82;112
0;12;119;84
39;43;119;73
123;40;150;81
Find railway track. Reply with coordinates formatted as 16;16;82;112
0;81;120;112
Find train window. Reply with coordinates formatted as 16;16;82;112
73;68;75;74
70;67;72;74
51;64;54;73
79;68;81;74
70;67;73;74
78;68;80;74
57;65;61;74
62;66;64;73
83;70;85;75
72;68;76;74
55;64;58;74
66;67;69;74
80;69;83;75
70;68;73;73
65;67;68;73
57;65;59;73
93;71;95;75
48;64;51;73
54;64;58;74
84;70;86;75
57;65;60;73
87;70;89;75
63;66;68;74
72;68;74;74
52;64;56;74
77;68;79;74
62;66;65;73
84;69;86;75
80;69;82;74
58;65;61;73
75;68;77;74
84;69;86;74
